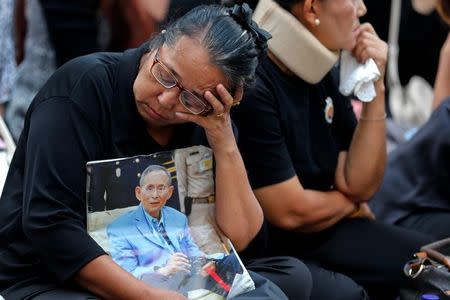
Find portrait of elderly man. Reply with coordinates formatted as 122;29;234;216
107;164;238;296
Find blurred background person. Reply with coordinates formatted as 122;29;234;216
370;0;450;241
0;0;17;116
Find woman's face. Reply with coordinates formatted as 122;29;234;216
310;0;367;51
133;36;228;129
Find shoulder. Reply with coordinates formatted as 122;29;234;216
108;209;138;231
31;52;120;107
25;52;122;134
164;207;188;222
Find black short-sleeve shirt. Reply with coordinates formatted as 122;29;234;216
0;43;207;298
233;57;357;191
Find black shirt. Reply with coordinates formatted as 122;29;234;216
233;57;357;191
0;43;206;298
370;98;450;223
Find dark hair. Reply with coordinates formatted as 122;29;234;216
273;0;302;11
148;4;271;91
140;165;172;187
223;0;302;12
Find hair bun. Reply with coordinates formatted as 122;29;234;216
229;3;272;60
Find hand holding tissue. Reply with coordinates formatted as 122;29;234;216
339;50;381;102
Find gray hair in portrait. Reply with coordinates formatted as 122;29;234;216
139;165;173;187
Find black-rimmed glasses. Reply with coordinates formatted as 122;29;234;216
150;49;213;115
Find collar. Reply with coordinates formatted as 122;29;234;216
253;0;339;84
142;204;166;228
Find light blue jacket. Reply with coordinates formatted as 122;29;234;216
107;205;204;279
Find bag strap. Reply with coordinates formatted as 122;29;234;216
387;0;402;91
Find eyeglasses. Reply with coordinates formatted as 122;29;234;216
150;48;213;115
145;185;168;195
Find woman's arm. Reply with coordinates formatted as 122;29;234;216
175;84;263;251
76;255;186;300
334;23;387;201
213;142;263;250
433;32;450;110
254;176;357;233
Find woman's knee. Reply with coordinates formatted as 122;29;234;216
308;263;369;300
269;256;312;300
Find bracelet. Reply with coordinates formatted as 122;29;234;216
359;113;387;121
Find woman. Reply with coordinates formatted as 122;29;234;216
370;0;450;240
232;0;431;299
0;4;312;300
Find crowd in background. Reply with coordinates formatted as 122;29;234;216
1;0;448;141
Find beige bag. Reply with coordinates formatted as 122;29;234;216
387;0;434;127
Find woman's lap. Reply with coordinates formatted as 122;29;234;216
397;210;450;240
266;218;432;299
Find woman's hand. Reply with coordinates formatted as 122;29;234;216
348;203;375;220
175;83;243;154
352;23;388;79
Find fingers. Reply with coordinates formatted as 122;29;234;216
203;84;234;115
171;252;190;265
176;83;238;149
358;22;377;36
352;23;387;75
175;83;238;127
167;252;191;272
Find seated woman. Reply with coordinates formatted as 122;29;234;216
370;0;450;241
232;0;432;299
0;4;311;300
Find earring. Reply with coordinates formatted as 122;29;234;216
314;18;320;26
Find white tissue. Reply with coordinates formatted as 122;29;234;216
339;50;381;102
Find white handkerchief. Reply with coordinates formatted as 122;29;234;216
339;50;380;102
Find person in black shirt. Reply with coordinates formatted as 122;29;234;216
370;97;450;240
0;4;312;300
233;0;431;299
370;0;450;241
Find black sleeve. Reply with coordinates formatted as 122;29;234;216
39;0;100;66
23;97;106;282
233;78;296;189
329;68;358;151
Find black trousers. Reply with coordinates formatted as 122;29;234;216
266;218;432;300
4;257;310;300
396;210;450;241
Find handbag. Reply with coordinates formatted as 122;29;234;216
400;239;450;300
